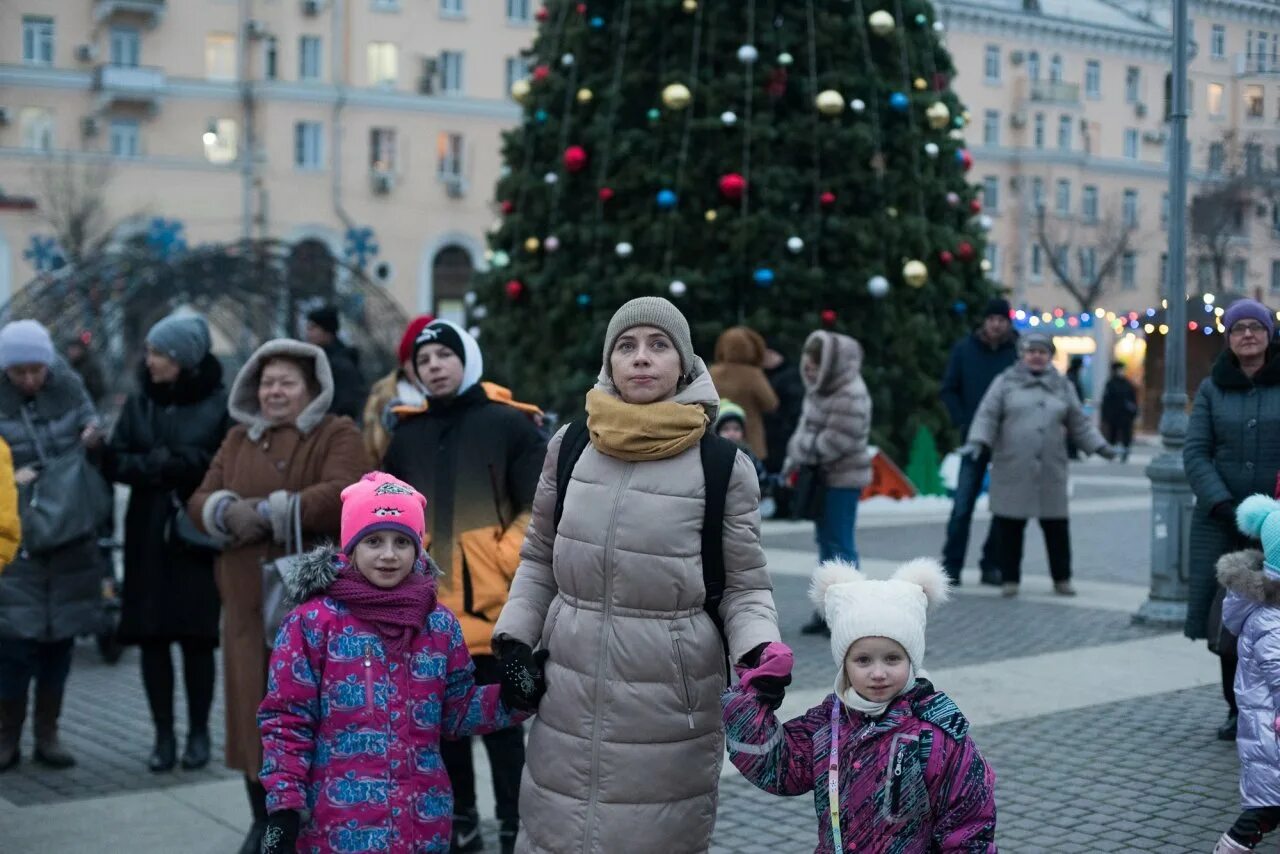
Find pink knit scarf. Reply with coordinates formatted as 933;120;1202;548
327;562;436;657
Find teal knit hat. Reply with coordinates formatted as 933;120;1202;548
1237;495;1280;579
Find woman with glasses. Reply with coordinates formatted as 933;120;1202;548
1186;299;1280;741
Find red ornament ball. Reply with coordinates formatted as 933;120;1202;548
500;199;515;215
939;250;955;266
532;64;551;83
535;6;550;21
718;173;747;202
576;2;587;13
969;198;982;214
563;145;589;173
958;149;973;172
505;280;525;300
821;309;838;327
957;241;975;262
820;191;836;209
598;187;615;202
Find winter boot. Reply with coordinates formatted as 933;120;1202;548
1218;711;1239;741
0;699;25;771
1001;583;1019;598
32;689;75;768
181;728;211;770
148;728;176;773
451;808;483;853
240;778;268;854
800;612;831;637
499;819;519;854
1053;581;1077;597
1213;832;1252;853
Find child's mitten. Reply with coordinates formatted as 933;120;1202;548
736;642;794;711
500;642;550;712
261;810;300;854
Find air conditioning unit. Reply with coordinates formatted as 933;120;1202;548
1134;101;1148;118
81;116;101;137
301;0;325;15
0;107;10;126
1009;111;1027;129
441;173;467;198
75;44;98;63
1142;129;1168;144
245;19;268;40
1010;50;1025;65
418;58;439;94
371;170;395;195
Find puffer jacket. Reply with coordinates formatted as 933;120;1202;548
259;547;529;853
785;332;872;489
967;363;1108;520
493;361;780;854
723;682;997;853
709;327;779;460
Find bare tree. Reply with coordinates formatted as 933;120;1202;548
30;154;115;267
1035;207;1136;314
1190;130;1278;294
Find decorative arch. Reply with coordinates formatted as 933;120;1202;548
417;231;486;314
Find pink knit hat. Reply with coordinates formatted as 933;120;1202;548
340;472;427;556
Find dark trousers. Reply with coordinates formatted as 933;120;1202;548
1103;419;1134;452
440;654;524;824
0;639;74;702
140;639;216;734
1227;806;1280;848
942;450;1000;579
993;516;1071;584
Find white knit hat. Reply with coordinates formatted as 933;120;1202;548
809;558;951;699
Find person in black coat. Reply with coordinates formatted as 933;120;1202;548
304;305;366;422
1100;361;1138;462
105;314;229;773
762;338;804;518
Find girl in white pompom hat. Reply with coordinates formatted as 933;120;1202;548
722;558;997;853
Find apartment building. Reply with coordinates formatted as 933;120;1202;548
0;0;536;322
938;0;1280;314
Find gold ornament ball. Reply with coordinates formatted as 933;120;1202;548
868;10;896;37
926;101;951;130
524;237;541;253
886;206;898;218
949;129;966;141
913;77;927;91
980;259;993;272
577;87;594;104
662;83;693;110
511;79;532;104
815;90;845;116
963;110;972;122
903;260;929;288
704;209;718;223
682;0;697;12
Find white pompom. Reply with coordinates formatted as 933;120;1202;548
890;558;951;609
808;560;864;609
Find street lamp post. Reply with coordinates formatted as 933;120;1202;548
1136;0;1192;627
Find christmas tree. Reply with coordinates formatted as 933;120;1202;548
475;0;995;458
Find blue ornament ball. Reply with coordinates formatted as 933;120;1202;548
656;189;678;209
577;293;592;307
953;300;968;314
889;92;909;112
915;13;928;25
535;109;549;123
590;16;605;28
753;268;775;287
647;108;662;122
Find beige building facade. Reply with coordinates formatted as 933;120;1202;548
0;0;536;323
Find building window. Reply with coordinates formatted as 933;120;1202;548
1125;66;1140;103
1081;247;1098;282
982;175;999;212
1082;185;1099;224
1272;260;1280;294
299;36;322;81
1056;245;1070;277
1027;51;1040;81
205;34;237;81
982;110;999;147
1030;244;1043;280
294;121;324;169
22;17;54;66
1212;24;1226;59
1247;84;1265;118
1057;114;1071;151
441;0;465;16
1050;54;1063;84
203;118;238;164
1033;113;1045;149
110;26;140;68
1031;177;1044;212
1232;258;1248;292
437;131;464;176
1209;142;1225;174
984;245;1001;279
1248;143;1264;176
367;42;399;87
1162;193;1170;229
109;120;140;158
440;51;464;94
1123;189;1139;228
1055;179;1071;215
264;37;278;80
1208;82;1224;116
19;107;53;152
506;0;531;22
505;56;529;95
1085;60;1101;99
984;45;1001;83
1121;252;1137;290
1124;128;1139;159
370;127;397;171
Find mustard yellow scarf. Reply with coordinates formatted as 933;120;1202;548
584;388;708;462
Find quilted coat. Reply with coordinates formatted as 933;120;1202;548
1218;549;1280;809
966;362;1108;520
785;332;872;490
1184;346;1280;640
259;548;528;853
722;681;997;853
493;362;781;854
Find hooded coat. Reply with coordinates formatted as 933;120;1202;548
105;355;229;643
1218;549;1280;808
188;339;370;776
966;362;1108;520
1184;345;1280;640
785;332;873;490
709;327;779;460
0;361;103;641
259;547;528;854
493;359;780;854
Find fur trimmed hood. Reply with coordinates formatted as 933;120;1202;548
284;544;443;608
228;339;334;440
1217;549;1280;605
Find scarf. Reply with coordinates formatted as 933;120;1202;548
584;387;708;462
837;665;926;719
327;563;437;657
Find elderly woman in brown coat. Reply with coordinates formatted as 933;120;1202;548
188;339;368;854
494;297;782;853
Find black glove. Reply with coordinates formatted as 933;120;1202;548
499;642;549;713
261;810;300;854
1211;500;1238;524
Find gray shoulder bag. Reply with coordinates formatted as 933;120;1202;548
261;493;305;649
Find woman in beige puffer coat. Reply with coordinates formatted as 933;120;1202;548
494;297;782;853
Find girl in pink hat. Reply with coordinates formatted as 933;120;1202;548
256;472;547;854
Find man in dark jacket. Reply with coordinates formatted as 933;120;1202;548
762;337;804;518
1101;361;1138;463
382;320;546;854
939;298;1018;586
303;305;366;421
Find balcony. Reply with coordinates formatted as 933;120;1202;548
93;64;165;112
1236;53;1280;76
1029;81;1081;106
93;0;166;27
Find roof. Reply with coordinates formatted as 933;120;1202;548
939;0;1171;39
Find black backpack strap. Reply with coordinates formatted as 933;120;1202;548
552;421;592;534
699;432;739;675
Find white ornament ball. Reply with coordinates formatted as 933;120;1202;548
949;129;966;141
786;236;805;253
464;291;477;306
777;52;794;66
544;172;559;184
472;305;488;320
737;44;759;64
924;142;940;158
491;250;510;268
946;191;961;206
669;280;688;296
499;165;512;179
544;236;561;252
979;215;994;231
615;241;634;258
721;110;738;126
468;326;483;340
850;98;866;113
933;21;945;33
488;219;503;235
561;53;575;67
868;275;890;298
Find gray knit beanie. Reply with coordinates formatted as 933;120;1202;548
1020;330;1056;355
0;320;55;369
602;297;695;376
146;313;211;370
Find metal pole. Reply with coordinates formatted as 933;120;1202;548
1136;0;1191;627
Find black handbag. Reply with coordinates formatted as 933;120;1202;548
17;411;112;554
790;463;828;522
